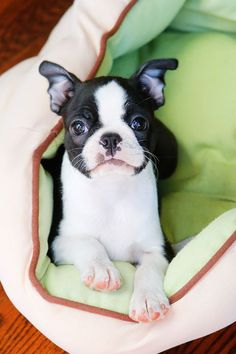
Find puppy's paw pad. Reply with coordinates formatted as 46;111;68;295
109;279;121;291
149;308;161;321
81;263;121;292
129;292;170;323
94;280;109;290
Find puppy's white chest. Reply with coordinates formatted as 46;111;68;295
60;153;163;262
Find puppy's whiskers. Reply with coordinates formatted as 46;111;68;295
68;146;84;153
71;153;81;165
71;153;87;173
123;138;159;178
74;158;86;172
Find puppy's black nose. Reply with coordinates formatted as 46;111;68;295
99;133;122;156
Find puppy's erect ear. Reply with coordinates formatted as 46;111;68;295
132;59;178;109
39;61;80;114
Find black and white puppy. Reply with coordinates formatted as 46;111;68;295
39;58;178;323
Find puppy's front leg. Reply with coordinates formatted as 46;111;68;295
52;236;121;292
129;251;169;323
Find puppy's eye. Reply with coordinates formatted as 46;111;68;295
130;116;148;131
70;120;88;135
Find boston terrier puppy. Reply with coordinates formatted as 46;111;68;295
39;58;178;323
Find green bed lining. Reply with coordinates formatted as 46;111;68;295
171;0;236;33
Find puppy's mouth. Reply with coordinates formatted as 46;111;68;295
97;158;127;167
90;156;135;175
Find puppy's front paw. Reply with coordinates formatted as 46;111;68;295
129;290;170;323
81;262;121;292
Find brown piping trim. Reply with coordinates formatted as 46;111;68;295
87;0;137;80
169;231;236;304
29;0;236;322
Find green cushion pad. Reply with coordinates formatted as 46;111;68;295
36;166;53;280
41;262;135;314
38;27;236;313
154;32;236;243
164;208;236;297
170;0;236;33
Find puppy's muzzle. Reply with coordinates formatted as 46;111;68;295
99;133;122;157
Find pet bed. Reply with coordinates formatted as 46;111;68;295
0;0;235;353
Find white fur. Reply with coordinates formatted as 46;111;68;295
52;80;169;322
55;154;164;263
95;81;126;126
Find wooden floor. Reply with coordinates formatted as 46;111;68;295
0;0;235;353
0;0;72;74
0;284;66;353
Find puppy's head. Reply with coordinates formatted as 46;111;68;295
39;59;178;178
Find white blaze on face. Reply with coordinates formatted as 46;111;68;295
95;80;126;126
82;80;145;175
